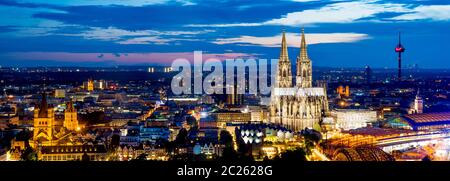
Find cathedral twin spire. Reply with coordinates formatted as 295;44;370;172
300;28;309;61
277;28;312;89
276;31;293;88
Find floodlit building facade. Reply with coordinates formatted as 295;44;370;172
270;29;329;131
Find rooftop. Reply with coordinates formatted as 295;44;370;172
342;127;416;137
403;112;450;124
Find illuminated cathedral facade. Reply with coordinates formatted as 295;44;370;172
270;29;329;131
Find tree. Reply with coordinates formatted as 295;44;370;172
278;148;307;161
110;134;120;148
175;128;188;146
20;147;37;161
302;128;322;155
219;146;239;161
219;130;233;148
82;152;90;161
134;153;148;161
422;155;432;161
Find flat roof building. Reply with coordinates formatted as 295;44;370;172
387;112;450;131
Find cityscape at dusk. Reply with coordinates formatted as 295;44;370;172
1;0;450;179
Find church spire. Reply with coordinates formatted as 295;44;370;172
416;89;422;99
38;92;48;118
276;30;292;88
66;100;75;112
296;28;312;88
300;28;309;61
280;30;289;61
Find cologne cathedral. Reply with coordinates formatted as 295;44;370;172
270;29;329;131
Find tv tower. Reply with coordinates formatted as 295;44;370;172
395;32;405;81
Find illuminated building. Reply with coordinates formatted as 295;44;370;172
148;67;155;73
387;112;450;131
336;85;350;98
31;93;83;148
54;89;66;98
214;110;251;128
95;80;107;90
331;109;378;130
242;106;269;122
139;119;170;144
83;79;106;91
409;90;423;114
87;79;94;91
198;114;219;141
33;93;55;143
63;101;79;131
270;29;329;131
39;145;107;161
226;84;243;105
237;124;294;144
199;114;218;129
116;145;168;161
261;146;278;159
193;143;224;158
116;145;140;161
251;110;268;122
164;67;173;73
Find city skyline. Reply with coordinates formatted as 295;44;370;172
0;0;450;68
2;22;450;164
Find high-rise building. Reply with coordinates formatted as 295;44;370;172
364;65;372;85
270;29;329;131
226;84;243;106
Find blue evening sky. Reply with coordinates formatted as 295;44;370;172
0;0;449;68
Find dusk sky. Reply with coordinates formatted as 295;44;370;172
0;0;449;68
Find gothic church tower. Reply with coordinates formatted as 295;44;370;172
296;28;312;88
276;31;293;88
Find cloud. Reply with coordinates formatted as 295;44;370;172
62;26;213;44
76;27;152;41
213;32;370;47
117;37;201;45
264;0;410;25
0;51;258;65
187;0;412;27
391;5;450;21
290;0;319;2
117;37;170;45
13;0;196;7
0;5;69;36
